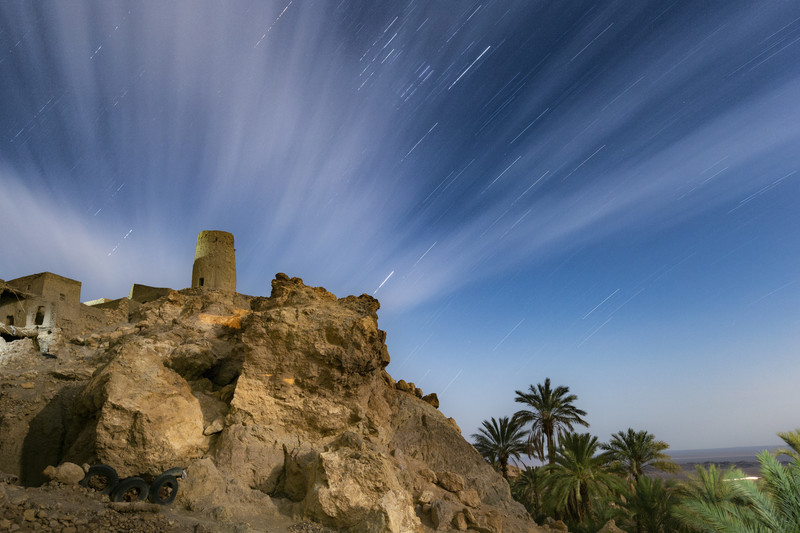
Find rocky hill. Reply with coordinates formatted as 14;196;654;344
0;274;548;532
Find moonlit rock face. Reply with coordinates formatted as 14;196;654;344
191;231;236;292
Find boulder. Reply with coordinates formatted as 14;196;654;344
303;444;420;532
430;500;454;530
419;468;437;484
436;471;465;493
469;509;503;533
457;488;481;508
77;344;207;477
42;462;85;485
203;418;225;435
453;511;469;531
422;393;439;408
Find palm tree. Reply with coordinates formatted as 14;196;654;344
514;378;589;464
674;463;741;532
472;416;529;479
511;466;544;517
621;475;683;533
601;428;680;482
676;450;800;532
775;429;800;461
543;432;622;524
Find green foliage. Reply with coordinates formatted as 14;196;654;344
542;432;623;524
676;449;800;532
511;466;545;517
601;428;680;482
471;415;529;479
514;378;589;464
620;475;683;533
673;463;741;531
775;429;800;461
483;370;800;533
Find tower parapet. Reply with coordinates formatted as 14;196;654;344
191;231;236;292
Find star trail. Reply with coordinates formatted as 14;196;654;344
1;1;799;449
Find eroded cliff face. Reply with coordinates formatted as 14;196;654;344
0;274;542;532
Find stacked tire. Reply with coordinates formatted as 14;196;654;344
79;464;181;505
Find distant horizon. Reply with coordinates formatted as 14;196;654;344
669;444;785;455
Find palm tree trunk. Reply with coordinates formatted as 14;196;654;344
546;431;555;464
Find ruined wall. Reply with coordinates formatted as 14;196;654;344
5;273;82;328
191;230;236;292
0;291;26;327
129;284;171;304
8;273;81;305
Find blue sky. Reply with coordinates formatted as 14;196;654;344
1;1;799;450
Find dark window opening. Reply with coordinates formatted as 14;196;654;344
199;278;204;287
59;293;65;301
5;315;13;326
34;306;45;326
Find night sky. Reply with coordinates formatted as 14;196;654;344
2;1;799;451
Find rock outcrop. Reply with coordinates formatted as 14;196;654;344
0;273;543;532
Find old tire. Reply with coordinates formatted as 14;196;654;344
149;474;179;505
111;477;149;502
79;464;118;494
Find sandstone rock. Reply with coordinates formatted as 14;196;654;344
597;519;625;533
448;417;461;434
436;471;465;492
469;509;503;533
419;468;437;484
421;393;439;408
77;340;208;476
178;458;228;512
457;488;481;508
431;500;454;530
453;511;469;531
303;443;420;532
0;273;541;533
0;484;6;506
463;507;476;524
43;462;85;485
550;519;569;532
203;418;225;435
21;382;34;389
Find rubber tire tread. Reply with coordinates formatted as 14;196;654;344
149;474;179;505
79;464;119;495
111;476;150;502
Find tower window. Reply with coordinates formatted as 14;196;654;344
5;315;12;326
199;278;204;287
34;306;46;326
59;293;65;301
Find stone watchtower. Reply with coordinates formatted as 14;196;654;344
191;231;236;292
